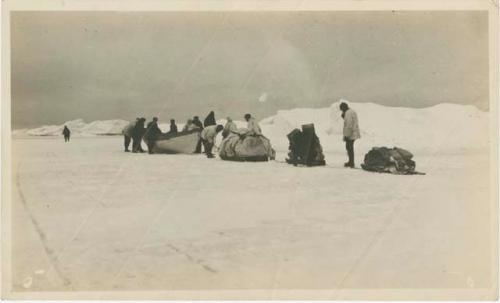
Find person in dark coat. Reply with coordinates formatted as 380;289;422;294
192;116;204;153
192;116;203;129
62;126;71;142
203;111;216;127
132;118;146;153
168;119;178;134
144;117;163;154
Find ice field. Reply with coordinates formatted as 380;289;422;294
8;102;495;296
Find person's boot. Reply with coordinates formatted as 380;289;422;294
207;154;215;158
125;149;130;152
344;162;355;168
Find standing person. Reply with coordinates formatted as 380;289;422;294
132;117;146;153
122;118;138;152
62;126;71;142
203;111;216;127
222;116;237;139
244;113;262;136
192;116;203;129
339;102;361;168
192;116;204;153
144;117;163;154
168;119;178;134
199;124;223;158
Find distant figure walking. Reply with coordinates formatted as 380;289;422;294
62;126;71;142
132;117;146;153
122;118;138;152
203;111;216;127
339;102;361;168
168;119;178;134
222;117;237;139
144;117;162;154
192;116;204;153
200;125;223;158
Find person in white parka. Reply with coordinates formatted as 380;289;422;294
340;102;361;168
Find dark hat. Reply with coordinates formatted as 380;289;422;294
216;125;224;132
339;102;349;111
244;113;251;120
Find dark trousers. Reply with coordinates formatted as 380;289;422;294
64;135;70;142
132;136;144;152
195;138;203;153
147;139;155;154
124;135;131;151
202;140;214;157
345;139;355;165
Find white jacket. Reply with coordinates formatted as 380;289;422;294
223;121;237;134
247;117;262;136
200;125;219;143
343;109;361;140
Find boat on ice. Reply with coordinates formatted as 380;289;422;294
143;129;201;154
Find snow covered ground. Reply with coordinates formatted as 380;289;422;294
10;136;493;295
8;102;495;298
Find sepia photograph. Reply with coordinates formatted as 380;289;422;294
1;0;498;300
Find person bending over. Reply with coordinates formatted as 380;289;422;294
200;125;223;158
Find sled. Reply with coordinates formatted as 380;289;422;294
143;129;201;154
219;132;275;162
361;147;425;175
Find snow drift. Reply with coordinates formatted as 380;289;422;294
22;119;130;137
259;102;489;154
14;102;489;154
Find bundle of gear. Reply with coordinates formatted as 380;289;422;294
361;147;424;175
285;124;326;167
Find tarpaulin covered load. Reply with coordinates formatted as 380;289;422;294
219;131;275;162
286;124;326;166
361;147;423;175
143;129;201;154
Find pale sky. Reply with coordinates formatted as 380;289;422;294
11;11;488;128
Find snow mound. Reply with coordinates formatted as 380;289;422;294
260;101;489;154
22;119;129;137
14;101;489;154
80;120;130;135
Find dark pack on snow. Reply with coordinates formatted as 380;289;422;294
361;147;424;175
286;124;326;167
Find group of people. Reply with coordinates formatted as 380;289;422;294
67;101;360;166
120;102;360;166
121;111;265;158
122;117;178;154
